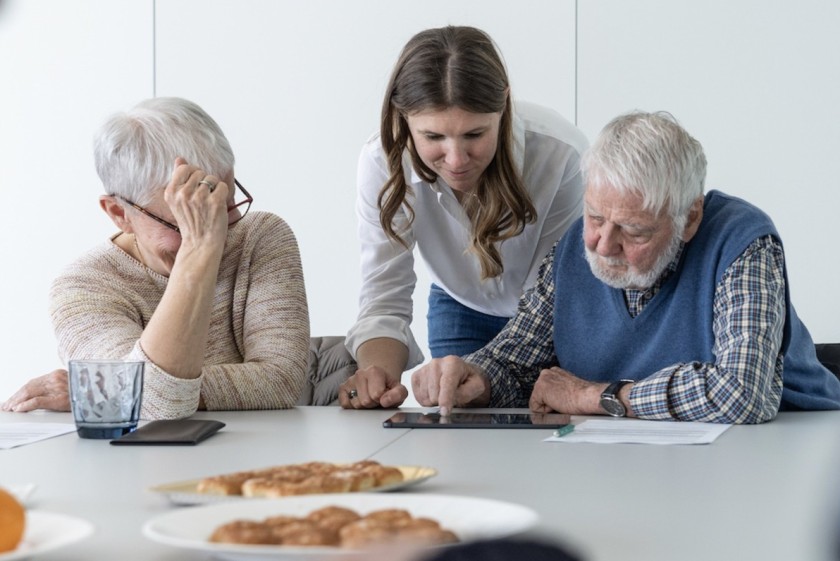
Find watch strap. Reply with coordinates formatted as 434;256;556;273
602;379;634;399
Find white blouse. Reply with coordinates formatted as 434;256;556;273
346;101;588;368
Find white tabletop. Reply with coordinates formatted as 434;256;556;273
3;408;840;561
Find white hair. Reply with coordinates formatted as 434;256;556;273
582;111;706;223
93;97;235;205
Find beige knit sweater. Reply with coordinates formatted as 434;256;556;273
50;211;310;419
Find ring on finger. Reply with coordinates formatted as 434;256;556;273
347;389;358;399
198;179;216;192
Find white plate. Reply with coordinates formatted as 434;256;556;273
142;493;539;560
149;465;438;506
0;511;94;561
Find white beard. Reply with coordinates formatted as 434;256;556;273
585;233;683;290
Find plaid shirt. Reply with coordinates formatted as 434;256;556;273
466;235;785;423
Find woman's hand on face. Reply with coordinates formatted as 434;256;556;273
1;369;71;413
165;157;231;247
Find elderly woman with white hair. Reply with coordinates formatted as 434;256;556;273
2;97;310;419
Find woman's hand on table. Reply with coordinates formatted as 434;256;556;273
339;366;408;409
2;368;70;412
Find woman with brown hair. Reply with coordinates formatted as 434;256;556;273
341;26;587;409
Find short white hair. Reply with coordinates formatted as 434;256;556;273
582;111;706;221
93;97;235;205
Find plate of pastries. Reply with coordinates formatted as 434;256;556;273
142;493;539;559
149;460;437;505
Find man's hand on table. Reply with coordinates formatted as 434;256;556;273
529;367;634;416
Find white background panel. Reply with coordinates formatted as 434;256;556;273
577;0;840;343
154;0;577;372
0;0;153;399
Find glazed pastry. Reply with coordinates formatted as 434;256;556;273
242;474;352;498
360;465;404;487
209;520;277;544
197;460;404;497
338;518;396;549
207;506;458;549
269;520;339;546
362;508;413;524
196;471;257;495
306;506;362;524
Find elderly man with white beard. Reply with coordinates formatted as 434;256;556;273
410;111;840;424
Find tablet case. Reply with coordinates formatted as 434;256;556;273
110;419;225;445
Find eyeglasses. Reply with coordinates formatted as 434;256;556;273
118;179;253;234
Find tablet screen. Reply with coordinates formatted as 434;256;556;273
382;411;571;429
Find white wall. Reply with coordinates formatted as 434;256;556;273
1;0;838;402
153;0;577;377
576;0;840;343
0;0;153;399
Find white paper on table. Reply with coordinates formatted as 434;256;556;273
0;422;76;449
544;419;731;445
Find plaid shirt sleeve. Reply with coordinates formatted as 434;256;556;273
629;235;786;424
464;243;560;407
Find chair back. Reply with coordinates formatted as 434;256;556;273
298;336;357;405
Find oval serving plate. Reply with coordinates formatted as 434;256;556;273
149;465;438;506
143;493;539;560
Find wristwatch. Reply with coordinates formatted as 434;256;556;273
600;379;634;417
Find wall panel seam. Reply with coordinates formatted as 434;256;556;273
574;0;579;126
152;0;157;97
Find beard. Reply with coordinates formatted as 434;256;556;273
585;233;683;290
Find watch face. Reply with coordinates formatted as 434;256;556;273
600;396;626;417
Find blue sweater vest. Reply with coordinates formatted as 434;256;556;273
552;190;840;411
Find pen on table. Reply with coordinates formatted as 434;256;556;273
554;425;575;437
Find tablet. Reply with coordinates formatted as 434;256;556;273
382;411;571;429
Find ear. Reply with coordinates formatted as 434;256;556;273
680;196;705;243
99;195;133;233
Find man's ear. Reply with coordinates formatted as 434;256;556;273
680;196;705;243
99;195;133;233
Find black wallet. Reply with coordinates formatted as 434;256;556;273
110;419;225;446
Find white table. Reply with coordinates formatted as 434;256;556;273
4;408;840;561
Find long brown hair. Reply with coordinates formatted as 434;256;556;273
378;26;535;280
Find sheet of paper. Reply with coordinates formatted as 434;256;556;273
544;419;731;445
0;422;76;449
